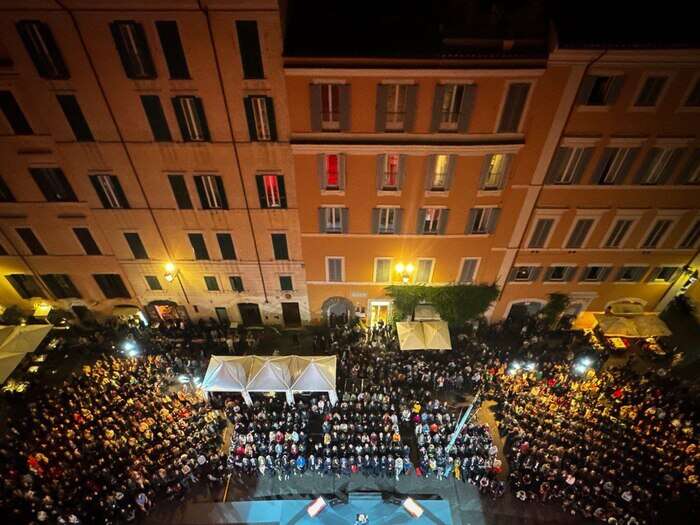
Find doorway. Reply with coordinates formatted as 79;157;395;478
238;303;262;326
369;300;392;326
282;302;301;327
215;307;230;326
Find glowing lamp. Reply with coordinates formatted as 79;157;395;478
395;263;405;274
402;497;424;518
164;262;176;273
307;497;326;518
405;263;415;274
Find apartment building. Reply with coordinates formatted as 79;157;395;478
0;1;308;326
283;1;700;323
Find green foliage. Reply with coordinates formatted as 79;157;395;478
385;284;499;326
1;305;25;325
540;292;570;327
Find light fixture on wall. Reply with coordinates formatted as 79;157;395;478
164;262;179;283
395;262;415;284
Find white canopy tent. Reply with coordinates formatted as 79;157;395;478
422;321;452;350
396;321;452;351
632;315;672;338
396;322;426;350
0;324;53;384
201;355;337;406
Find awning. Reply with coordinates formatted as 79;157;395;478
0;324;52;384
396;322;426;350
571;311;598;331
595;315;639;337
632;315;672;337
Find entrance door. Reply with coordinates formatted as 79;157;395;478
238;303;262;326
215;307;230;326
369;300;391;326
282;302;301;327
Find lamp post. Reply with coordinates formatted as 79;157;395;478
163;262;190;305
394;262;415;284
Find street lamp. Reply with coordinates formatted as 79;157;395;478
395;262;414;284
164;262;178;282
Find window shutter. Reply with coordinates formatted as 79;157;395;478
243;97;257;140
111;176;130;209
317;154;326;189
499;154;513;189
309;84;322;131
140;95;171;142
659;149;683;185
635;149;657;184
444;155;456;189
646;267;662;282
265;97;278;141
617;148;640;184
395;208;403;234
498;83;529;133
607;76;624;104
110;23;133;77
89;175;110;208
576;76;596;105
318;208;325;233
56;95;93;141
338;85;350;131
457;84;476;133
416;209;426;234
424;156;435;190
679;149;700;184
375;154;385;190
403;85;418;132
193;98;211;141
374;85;387;132
255;175;267;208
371;208;379;233
530;267;542;282
592;148;616;184
338;154;346;190
544;147;571;184
277;176;287;208
599;266;612;282
634;267;647;281
564;267;577;281
438;209;450;234
466;209;478;234
156;21;189;79
172;98;189;141
571;148;593;184
507;268;519;281
132;23;156;77
479;154;493;188
430;85;445;132
341;208;349;233
487;208;501;233
397;155;406;189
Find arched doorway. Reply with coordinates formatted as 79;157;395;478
321;296;353;325
506;299;545;322
146;300;187;322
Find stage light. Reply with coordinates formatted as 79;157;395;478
123;341;135;351
524;361;536;371
579;356;593;367
127;349;139;358
402;497;424;518
178;375;190;384
574;363;588;375
307;496;326;517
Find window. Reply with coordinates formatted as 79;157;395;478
236;21;264;79
256;174;286;209
637;148;681;185
110;21;156;79
93;274;131;298
57;95;93;141
566;219;594;249
321;154;345;191
481;154;510;190
641;219;673;248
30;167;77;202
216;233;237;260
458;259;478;284
145;275;162;291
634;76;667;107
374;258;392;283
327;257;344;282
73;228;101;255
42;274;80;299
545;146;593;185
681;150;700;184
680;220;700;249
578;75;623;106
244;96;276;141
89;174;129;209
17;20;69;79
649;266;678;282
497;82;530;133
321;207;345;233
595;148;638;185
168;174;193;209
528;218;554;249
320;83;341;130
379;154;400;190
415;259;434;283
383;84;408;131
124;232;148;259
429;154;450;190
683;78;700;107
544;266;575;282
271;233;289;260
5;274;44;299
204;276;219;292
156;21;189;79
422;208;443;234
188;233;209;260
0;176;15;203
581;266;610;282
438;84;473;131
467;207;500;235
279;276;293;291
141;95;172;142
172;96;210;141
374;207;398;234
509;266;539;282
194;175;228;209
16;228;46;255
0;91;32;135
229;275;244;292
605;219;633;248
616;266;647;282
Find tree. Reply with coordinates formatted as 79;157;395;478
540;292;570;328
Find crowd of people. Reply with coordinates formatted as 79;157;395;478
1;312;698;524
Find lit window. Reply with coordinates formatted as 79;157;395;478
251;96;271;141
423;208;442;234
378;208;396;234
382;154;399;190
325;207;343;233
483;154;507;189
431;155;449;190
325;154;339;189
263;175;281;208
